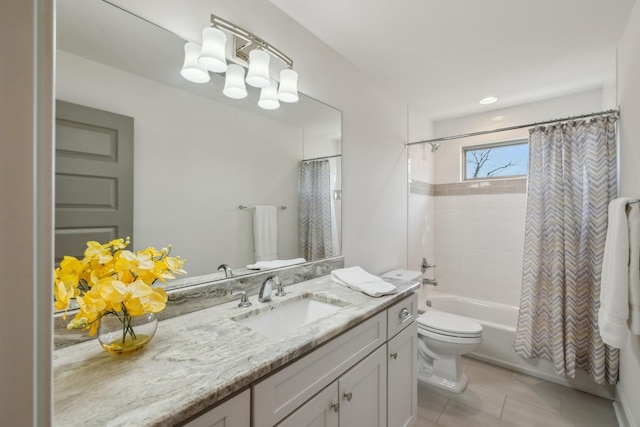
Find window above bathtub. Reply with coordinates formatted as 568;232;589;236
463;138;528;181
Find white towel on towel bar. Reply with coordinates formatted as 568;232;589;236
246;258;307;270
599;198;640;349
331;266;398;297
253;205;278;262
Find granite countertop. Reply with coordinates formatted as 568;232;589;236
53;275;419;426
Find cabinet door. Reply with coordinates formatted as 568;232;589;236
388;322;418;427
182;389;250;427
276;383;339;427
253;312;386;427
338;345;387;427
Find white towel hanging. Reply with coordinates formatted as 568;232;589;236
599;198;640;348
253;205;278;262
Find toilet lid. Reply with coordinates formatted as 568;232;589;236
417;311;483;337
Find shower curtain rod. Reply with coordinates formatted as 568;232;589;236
300;154;342;163
406;108;619;147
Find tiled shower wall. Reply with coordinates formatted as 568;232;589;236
433;181;526;307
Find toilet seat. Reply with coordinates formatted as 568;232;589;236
417;311;482;338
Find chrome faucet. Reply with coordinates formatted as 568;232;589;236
259;276;284;302
218;263;234;278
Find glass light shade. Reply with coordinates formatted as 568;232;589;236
198;27;227;73
277;69;299;103
223;64;248;99
180;42;210;83
258;80;280;110
245;49;271;88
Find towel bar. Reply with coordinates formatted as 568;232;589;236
239;205;287;210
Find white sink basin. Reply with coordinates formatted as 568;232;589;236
233;296;346;337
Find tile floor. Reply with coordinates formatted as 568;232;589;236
417;357;619;427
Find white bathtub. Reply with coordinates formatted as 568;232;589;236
419;289;615;399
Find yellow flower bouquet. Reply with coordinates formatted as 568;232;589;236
54;238;186;353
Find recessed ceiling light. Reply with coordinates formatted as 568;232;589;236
491;115;504;121
479;96;498;105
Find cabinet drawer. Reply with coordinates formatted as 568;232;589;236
387;293;417;339
252;311;387;427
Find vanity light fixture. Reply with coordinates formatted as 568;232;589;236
479;96;498;105
180;13;299;110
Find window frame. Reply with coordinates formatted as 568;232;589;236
462;138;529;181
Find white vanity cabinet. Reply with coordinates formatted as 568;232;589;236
182;389;250;427
277;345;387;427
253;311;387;427
253;292;418;427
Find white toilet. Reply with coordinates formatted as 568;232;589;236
382;269;483;394
416;310;482;393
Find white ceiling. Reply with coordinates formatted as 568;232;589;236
269;0;636;121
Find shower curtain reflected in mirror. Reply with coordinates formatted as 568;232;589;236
299;159;338;260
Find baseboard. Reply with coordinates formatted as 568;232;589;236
616;385;638;427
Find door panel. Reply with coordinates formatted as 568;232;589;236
55;100;133;262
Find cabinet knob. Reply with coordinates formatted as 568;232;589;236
330;403;340;412
399;308;411;320
343;392;352;401
390;352;398;360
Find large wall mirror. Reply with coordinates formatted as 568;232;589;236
55;0;342;286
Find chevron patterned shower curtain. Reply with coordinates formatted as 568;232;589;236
514;115;619;384
299;159;333;260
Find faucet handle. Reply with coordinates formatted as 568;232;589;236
231;290;251;307
421;257;436;273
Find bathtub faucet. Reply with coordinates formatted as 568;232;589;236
423;277;438;286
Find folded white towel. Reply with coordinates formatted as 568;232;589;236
254;205;278;262
598;198;640;348
246;258;307;270
331;266;397;297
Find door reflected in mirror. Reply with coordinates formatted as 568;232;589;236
55;0;342;285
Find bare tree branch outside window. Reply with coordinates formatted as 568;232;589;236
464;141;528;180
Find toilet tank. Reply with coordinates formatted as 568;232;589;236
382;269;422;282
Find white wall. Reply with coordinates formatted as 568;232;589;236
57;50;302;276
616;0;640;424
0;0;53;424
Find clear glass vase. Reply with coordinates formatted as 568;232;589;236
98;312;158;355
